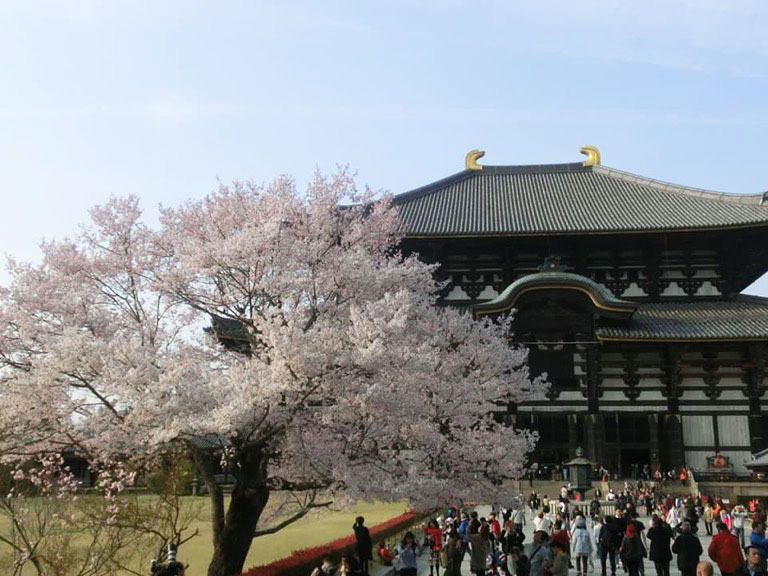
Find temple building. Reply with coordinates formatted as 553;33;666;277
393;146;768;478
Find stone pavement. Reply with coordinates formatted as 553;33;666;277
397;505;738;576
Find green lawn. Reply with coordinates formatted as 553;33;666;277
189;498;408;573
0;496;409;575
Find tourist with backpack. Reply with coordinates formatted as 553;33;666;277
443;531;463;576
619;525;646;576
571;516;593;576
526;531;554;576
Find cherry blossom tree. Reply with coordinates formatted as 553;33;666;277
0;169;544;576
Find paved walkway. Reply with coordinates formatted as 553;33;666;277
398;505;735;576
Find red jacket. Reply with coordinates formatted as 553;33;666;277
550;528;570;550
708;531;743;574
425;527;443;551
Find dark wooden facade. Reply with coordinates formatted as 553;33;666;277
395;151;768;477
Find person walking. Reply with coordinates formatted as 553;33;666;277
672;522;703;576
648;515;673;576
530;492;541;520
708;522;743;576
549;540;570;576
704;504;715;536
353;516;373;576
469;523;492;576
503;523;526;556
571;516;593;576
513;505;527;533
667;506;681;534
490;513;502;540
535;511;553;534
425;519;444;576
443;531;464;576
732;505;748;549
599;516;620;576
750;522;768;561
591;495;602;522
620;524;646;576
396;532;422;576
458;513;470;560
526;531;554;576
594;516;605;571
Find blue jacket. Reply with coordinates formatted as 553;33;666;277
458;519;469;542
572;525;593;555
397;543;420;569
751;531;768;559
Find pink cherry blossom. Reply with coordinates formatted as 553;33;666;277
0;169;546;576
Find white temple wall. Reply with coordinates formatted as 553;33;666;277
717;415;751;446
684;451;709;471
682;415;715;446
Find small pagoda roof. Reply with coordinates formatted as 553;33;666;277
394;152;768;237
746;448;768;471
596;295;768;342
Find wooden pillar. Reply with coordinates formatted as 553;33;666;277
744;344;767;451
662;345;683;413
661;345;684;468
585;345;602;413
586;413;604;466
661;414;685;472
568;414;579;459
649;413;661;472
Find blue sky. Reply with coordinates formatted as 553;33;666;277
2;1;768;292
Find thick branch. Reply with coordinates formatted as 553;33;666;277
252;501;332;538
265;477;331;492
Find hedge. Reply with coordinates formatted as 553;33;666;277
240;509;432;576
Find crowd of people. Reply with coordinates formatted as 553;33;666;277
315;485;768;576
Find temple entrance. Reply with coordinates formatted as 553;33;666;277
620;448;650;479
603;414;652;478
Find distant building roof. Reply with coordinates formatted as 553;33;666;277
596;295;768;341
394;162;768;236
746;448;768;470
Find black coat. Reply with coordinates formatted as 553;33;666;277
671;532;702;571
620;535;645;563
354;524;373;561
600;522;621;550
502;528;526;553
647;523;673;563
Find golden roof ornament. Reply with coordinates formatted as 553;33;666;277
465;149;485;171
580;145;601;167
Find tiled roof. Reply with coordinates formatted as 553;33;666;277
207;315;248;341
596;295;768;341
746;448;768;470
394;163;768;236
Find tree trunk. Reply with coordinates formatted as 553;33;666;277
204;445;270;576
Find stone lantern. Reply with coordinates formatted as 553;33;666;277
564;446;595;501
